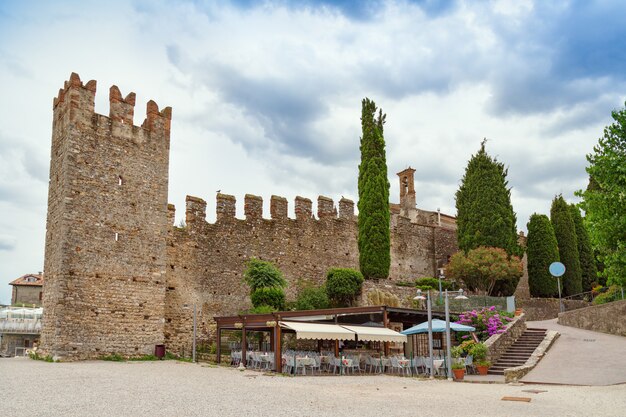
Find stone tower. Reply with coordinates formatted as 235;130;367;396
397;167;416;215
40;73;172;359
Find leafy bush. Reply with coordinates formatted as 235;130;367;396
468;342;488;362
250;287;285;310
295;285;330;310
248;305;277;314
593;285;623;305
29;351;55;362
455;306;513;342
326;268;364;307
447;247;522;296
101;353;125;361
414;277;453;290
243;258;287;291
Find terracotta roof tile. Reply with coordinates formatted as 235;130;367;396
9;273;44;287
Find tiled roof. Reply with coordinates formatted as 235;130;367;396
9;273;44;287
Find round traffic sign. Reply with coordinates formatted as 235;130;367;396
549;262;566;277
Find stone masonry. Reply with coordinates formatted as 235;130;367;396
40;73;171;360
40;74;458;359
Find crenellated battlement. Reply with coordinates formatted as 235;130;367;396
177;193;356;225
52;72;172;139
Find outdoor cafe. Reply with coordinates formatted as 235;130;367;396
214;305;474;376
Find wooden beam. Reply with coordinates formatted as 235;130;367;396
383;308;390;356
216;327;222;364
274;324;282;373
241;327;247;367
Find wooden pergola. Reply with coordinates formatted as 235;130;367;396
214;305;447;373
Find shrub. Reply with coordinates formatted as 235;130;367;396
593;285;622;305
326;268;364;307
414;277;453;290
455;306;513;342
243;258;287;291
248;305;277;314
250;287;285;310
447;247;523;296
295;286;330;310
468;342;488;362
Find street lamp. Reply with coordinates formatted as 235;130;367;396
413;289;434;379
444;289;468;381
437;269;444;304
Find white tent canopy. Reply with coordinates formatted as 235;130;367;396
279;321;407;343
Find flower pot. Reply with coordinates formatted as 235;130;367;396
514;308;523;316
476;365;489;375
452;368;465;380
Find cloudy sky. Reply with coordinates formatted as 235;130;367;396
0;0;625;304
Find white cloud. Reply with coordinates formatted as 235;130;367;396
0;0;624;303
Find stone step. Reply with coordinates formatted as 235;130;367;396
500;356;530;361
495;361;527;367
488;370;504;375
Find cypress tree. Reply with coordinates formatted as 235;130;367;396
357;98;390;280
455;140;519;255
526;214;560;297
550;196;583;296
568;204;598;291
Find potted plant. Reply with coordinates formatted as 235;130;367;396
451;346;465;380
469;343;490;375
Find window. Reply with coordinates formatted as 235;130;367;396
115;232;119;242
118;176;123;186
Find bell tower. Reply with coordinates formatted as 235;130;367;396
397;167;416;215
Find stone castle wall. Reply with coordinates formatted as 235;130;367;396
40;74;171;360
163;195;458;352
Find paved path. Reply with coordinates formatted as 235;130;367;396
1;358;625;417
521;319;626;386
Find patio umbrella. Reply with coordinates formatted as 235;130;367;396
400;319;475;335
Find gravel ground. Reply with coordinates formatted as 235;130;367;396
1;357;624;417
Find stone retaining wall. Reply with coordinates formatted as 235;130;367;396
558;299;626;337
484;314;526;364
517;298;590;321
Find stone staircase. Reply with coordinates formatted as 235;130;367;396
488;328;547;375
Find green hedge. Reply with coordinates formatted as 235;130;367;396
326;268;364;307
250;287;285;310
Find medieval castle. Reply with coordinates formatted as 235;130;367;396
39;73;458;359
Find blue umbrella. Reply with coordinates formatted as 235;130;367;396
401;319;475;335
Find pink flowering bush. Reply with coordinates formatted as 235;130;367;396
455;306;514;342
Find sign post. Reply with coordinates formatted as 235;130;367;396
549;262;566;313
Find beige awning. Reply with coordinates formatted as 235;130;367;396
279;321;355;341
340;325;407;343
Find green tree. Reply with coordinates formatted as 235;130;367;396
550;196;582;296
326;268;364;307
243;258;287;291
250;287;286;311
576;103;626;287
243;259;287;312
526;214;560;297
357;98;391;280
455;140;519;256
446;246;523;296
568;204;598;291
295;285;330;311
